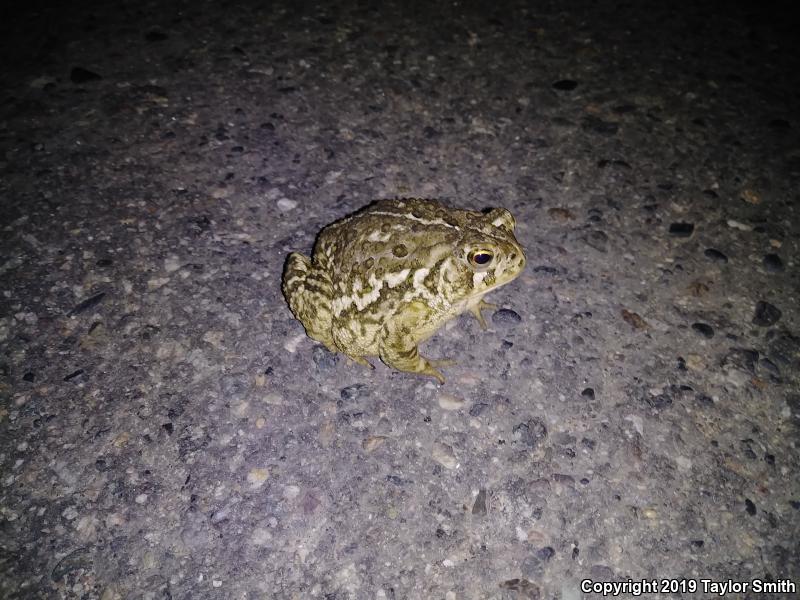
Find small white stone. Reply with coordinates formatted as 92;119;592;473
248;66;274;76
325;170;343;184
164;255;182;273
624;414;644;436
431;442;458;469
283;484;300;499
727;219;752;231
251;527;273;546
247;468;269;488
15;312;38;325
277;198;297;211
724;367;749;388
141;551;157;570
284;334;305;353
29;75;57;89
147;277;170;290
437;394;465;410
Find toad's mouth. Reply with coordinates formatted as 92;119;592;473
466;267;524;299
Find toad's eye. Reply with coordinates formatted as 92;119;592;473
469;250;494;266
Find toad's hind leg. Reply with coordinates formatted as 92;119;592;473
378;301;450;384
282;252;336;350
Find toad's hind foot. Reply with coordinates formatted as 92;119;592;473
345;353;374;369
380;345;452;384
424;358;457;384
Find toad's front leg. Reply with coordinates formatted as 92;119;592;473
467;298;497;329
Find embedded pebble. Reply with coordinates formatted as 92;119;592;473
763;253;784;272
582;116;619;136
533;265;559;275
312;346;337;370
547;207;576;221
499;578;541;597
492;308;522;326
584;230;609;252
437;393;466;410
362;436;386;453
646;393;672;410
141;550;157;571
621;309;648;330
247;468;269;488
145;30;168;42
51;548;92;583
587;207;603;221
340;383;368;402
669;222;695;237
277;198;297;211
70;67;102;83
100;586;123;600
691;323;715;338
759;358;780;376
696;393;714;407
68;292;106;316
536;546;555;561
741;189;761;204
318;420;335;447
704;248;728;263
686;353;706;371
472;489;487;515
164;256;182;272
431;442;458;469
469;402;489;416
727;219;752;231
552;79;578;91
745;498;757;515
513;418;548;448
752;301;782;326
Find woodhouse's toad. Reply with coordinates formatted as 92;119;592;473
282;198;526;382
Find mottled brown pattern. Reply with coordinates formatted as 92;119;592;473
282;198;526;382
